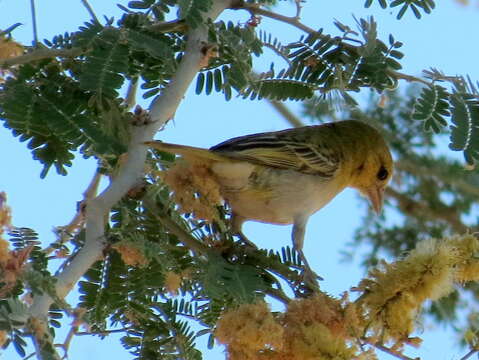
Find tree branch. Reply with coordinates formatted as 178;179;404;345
386;187;470;234
30;0;39;46
268;99;305;128
0;47;83;67
44;169;102;255
395;158;479;198
27;2;232;359
459;348;479;360
233;2;316;34
233;2;435;90
124;77;139;111
363;339;420;360
148;206;211;255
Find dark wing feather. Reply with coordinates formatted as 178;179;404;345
210;130;339;178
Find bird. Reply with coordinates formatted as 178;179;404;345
146;120;393;285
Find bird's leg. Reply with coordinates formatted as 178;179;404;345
231;213;257;248
292;219;322;288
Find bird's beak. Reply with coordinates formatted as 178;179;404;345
363;186;385;214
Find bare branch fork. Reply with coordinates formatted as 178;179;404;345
26;1;232;359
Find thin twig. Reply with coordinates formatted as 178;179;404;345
58;325;78;359
76;327;134;336
236;2;316;34
80;0;100;24
0;47;83;67
386;187;470;234
268;100;304;128
149;19;187;34
124;77;139;111
265;288;291;305
30;0;38;46
143;199;210;255
43;170;102;255
395;158;479;198
459;348;479;360
294;0;303;19
262;43;291;64
363;339;420;360
388;70;432;87
23;344;69;360
233;3;435;90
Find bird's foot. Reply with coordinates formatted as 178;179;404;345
300;267;322;294
235;231;258;249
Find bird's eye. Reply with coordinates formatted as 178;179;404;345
377;166;389;181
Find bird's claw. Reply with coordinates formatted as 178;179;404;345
300;267;322;293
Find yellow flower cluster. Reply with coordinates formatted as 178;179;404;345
112;241;149;267
164;271;182;296
0;36;23;60
356;234;479;346
215;295;363;360
215;302;284;360
0;36;23;82
215;235;479;359
160;160;222;222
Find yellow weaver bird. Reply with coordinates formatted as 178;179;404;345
146;120;393;282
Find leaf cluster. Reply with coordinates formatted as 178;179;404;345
216;17;405;102
412;71;479;164
365;0;436;19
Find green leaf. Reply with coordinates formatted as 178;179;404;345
126;29;173;59
79;27;129;100
449;93;479;164
178;0;212;28
195;72;205;95
243;79;315;101
205;70;213;95
412;84;451;133
201;254;268;303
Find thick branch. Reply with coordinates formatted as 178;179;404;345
27;2;232;359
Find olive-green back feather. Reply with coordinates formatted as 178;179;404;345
145;141;227;162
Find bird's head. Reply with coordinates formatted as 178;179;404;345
347;127;393;214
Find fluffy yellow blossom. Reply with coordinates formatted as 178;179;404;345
113;242;148;267
215;302;283;360
161;161;222;222
356;236;472;344
164;271;182;296
282;294;359;360
0;330;7;347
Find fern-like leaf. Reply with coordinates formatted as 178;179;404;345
201;254;268;303
412;84;450;133
242;78;314;101
79;27;129;102
178;0;212;28
449;93;479;164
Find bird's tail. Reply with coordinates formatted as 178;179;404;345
145;141;226;162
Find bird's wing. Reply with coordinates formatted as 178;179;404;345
210;132;339;178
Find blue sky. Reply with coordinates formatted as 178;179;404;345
1;1;479;359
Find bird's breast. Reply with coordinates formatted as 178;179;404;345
213;164;345;225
